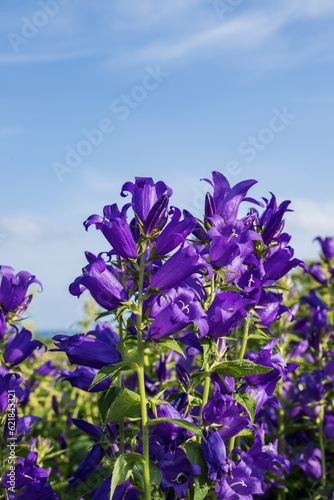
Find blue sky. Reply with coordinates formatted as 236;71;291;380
1;0;334;331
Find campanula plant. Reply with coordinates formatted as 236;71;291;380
49;172;308;500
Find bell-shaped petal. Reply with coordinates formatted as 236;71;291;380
254;291;290;327
0;266;42;313
301;290;328;330
72;418;102;442
59;366;111;392
158;448;201;499
155;207;197;256
52;333;121;369
67;444;105;489
202;429;228;482
203;171;258;224
87;321;119;348
143;195;169;235
121;177;172;225
84;203;137;259
315;236;334;259
0;308;6;340
149;288;207;339
4;328;45;366
215;458;264;499
309;263;327;284
259;194;292;245
291;443;322;479
151;243;212;291
1;451;48;490
263;246;306;283
69;256;128;310
207;292;253;338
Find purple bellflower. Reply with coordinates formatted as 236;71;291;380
301;290;328;330
91;476;139;500
4;328;45;366
207;292;253;338
14;481;60;500
151;243;212;291
202;428;230;482
148;287;208;339
254;291;290;327
52;332;121;369
215;458;264;499
291;442;322;480
202;378;250;440
0;308;6;339
59;366;111;392
309;263;328;284
67;444;105;489
1;451;48;490
158;448;201;499
315;236;334;259
121;177;172;227
0;266;42;314
84;203;137;259
154;207;197;256
202;171;259;225
69;256;128;310
258;194;292;245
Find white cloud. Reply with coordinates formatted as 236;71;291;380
0;49;96;66
2;0;334;69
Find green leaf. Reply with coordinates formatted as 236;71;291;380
155;338;186;358
262;284;292;293
95;310;113;321
106;388;141;423
220;285;243;292
98;386;121;423
236;428;254;437
146;418;206;441
185;442;210;500
89;362;138;391
132;460;161;490
233;391;258;422
109;453;145;499
212;359;273;378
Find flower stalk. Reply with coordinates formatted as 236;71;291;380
136;251;151;500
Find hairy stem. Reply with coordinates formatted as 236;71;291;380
118;316;125;455
199;370;211;427
136;252;151;500
239;316;250;360
318;403;326;485
228;318;251;456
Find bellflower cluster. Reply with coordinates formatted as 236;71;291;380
50;172;309;500
256;236;334;497
0;267;59;499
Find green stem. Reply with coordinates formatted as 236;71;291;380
199;371;211;427
118;316;125;455
136;252;151;500
277;490;286;500
277;378;284;457
199;275;216;427
318;403;326;485
228;318;251;456
208;274;216;308
239;317;250;360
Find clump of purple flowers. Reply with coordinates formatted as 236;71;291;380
0;267;60;499
48;172;308;500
